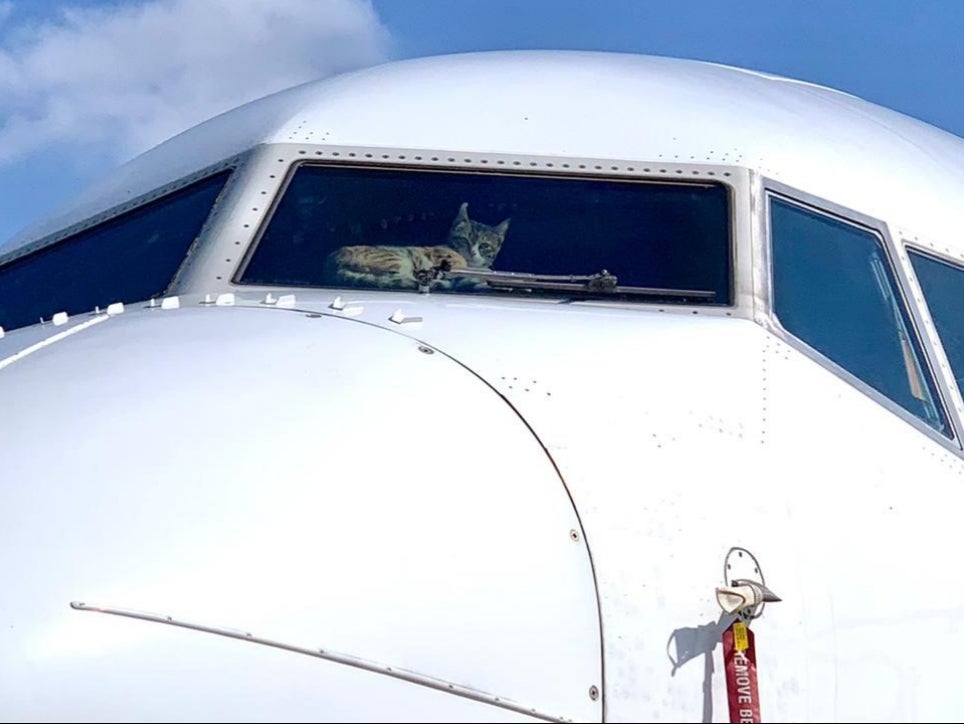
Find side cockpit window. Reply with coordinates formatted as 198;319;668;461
238;164;732;305
769;195;949;435
0;171;230;332
908;250;964;394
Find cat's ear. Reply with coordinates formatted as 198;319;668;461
495;218;511;237
455;202;469;223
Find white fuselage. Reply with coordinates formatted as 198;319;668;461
2;51;964;722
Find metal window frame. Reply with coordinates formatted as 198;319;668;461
904;244;964;424
759;177;961;450
227;144;750;317
0;164;240;327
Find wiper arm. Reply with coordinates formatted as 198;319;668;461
444;267;716;301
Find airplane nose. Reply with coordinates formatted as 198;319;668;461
0;305;603;722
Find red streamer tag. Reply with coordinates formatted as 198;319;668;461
723;620;761;723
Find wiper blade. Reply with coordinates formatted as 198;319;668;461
444;268;715;301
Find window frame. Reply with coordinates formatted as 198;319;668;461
233;155;745;311
904;244;964;425
761;179;959;449
0;165;236;331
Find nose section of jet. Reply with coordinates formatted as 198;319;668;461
0;306;602;721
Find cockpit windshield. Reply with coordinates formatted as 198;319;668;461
238;164;732;304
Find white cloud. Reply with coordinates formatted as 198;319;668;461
0;0;388;165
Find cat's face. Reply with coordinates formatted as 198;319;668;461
448;202;510;268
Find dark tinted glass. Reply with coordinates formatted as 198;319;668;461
771;196;947;435
240;164;731;304
0;171;230;331
909;250;964;391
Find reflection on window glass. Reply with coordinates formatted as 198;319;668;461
0;172;230;332
770;196;948;435
908;250;964;392
240;164;731;304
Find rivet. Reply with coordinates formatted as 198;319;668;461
418;345;434;355
589;685;599;701
570;529;580;542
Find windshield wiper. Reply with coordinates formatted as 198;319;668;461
443;267;716;301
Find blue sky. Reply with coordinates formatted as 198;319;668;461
1;0;963;246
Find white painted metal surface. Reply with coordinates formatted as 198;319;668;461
0;304;601;721
3;50;964;722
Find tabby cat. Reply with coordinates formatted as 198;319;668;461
323;202;510;290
